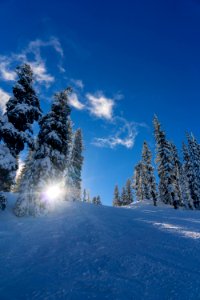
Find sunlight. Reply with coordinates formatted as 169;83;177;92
44;184;64;202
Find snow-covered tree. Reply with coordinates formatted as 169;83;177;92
169;142;182;206
182;143;194;207
0;64;41;208
96;195;102;205
70;129;84;201
141;142;157;205
125;179;134;205
86;190;91;203
92;196;102;205
92;197;97;204
121;187;127;206
83;189;87;202
186;134;200;208
133;162;145;201
153;116;179;208
14;88;72;216
113;185;121;206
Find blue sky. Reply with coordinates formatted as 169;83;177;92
0;0;200;205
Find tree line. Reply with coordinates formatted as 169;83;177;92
113;116;200;210
0;64;84;216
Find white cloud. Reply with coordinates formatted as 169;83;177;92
0;57;17;81
29;61;54;85
71;79;84;89
0;88;10;113
93;117;138;149
27;37;64;58
68;93;85;110
0;37;64;86
86;92;114;120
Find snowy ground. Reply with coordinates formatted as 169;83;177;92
1;196;200;300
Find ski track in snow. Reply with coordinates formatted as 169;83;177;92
0;196;200;300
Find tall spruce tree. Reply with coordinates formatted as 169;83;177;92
14;88;72;216
0;64;41;209
125;179;134;205
0;64;41;157
169;142;182;206
121;186;127;206
141;142;157;205
113;185;121;206
186;134;200;208
96;195;102;205
153;116;179;208
70;129;84;201
83;189;87;202
133;162;145;201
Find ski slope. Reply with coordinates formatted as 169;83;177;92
1;196;200;300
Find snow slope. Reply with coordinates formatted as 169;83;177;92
1;196;200;300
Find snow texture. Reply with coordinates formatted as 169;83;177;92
1;195;200;300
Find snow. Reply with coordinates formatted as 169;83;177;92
1;196;200;299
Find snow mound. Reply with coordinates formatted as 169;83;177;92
1;196;200;300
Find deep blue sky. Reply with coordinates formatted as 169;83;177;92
0;0;200;205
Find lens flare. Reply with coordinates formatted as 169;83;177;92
45;185;62;201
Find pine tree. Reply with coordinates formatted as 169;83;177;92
113;185;121;206
83;189;87;202
186;134;200;208
92;197;97;204
121;187;127;206
182;143;194;208
0;64;41;196
125;179;134;205
14;88;72;216
153;116;179;208
70;129;84;201
141;142;157;205
170;142;182;206
87;190;91;203
133;162;145;201
96;195;102;205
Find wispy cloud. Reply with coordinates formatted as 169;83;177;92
29;61;54;84
0;57;17;81
67;85;144;149
71;79;84;89
86;92;114;120
68;92;85;110
93;117;141;149
0;37;64;87
0;88;10;113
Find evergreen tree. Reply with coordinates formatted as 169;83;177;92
70;129;84;201
86;190;91;203
0;64;41;196
96;195;102;205
121;187;127;206
186;134;200;208
170;142;182;206
153;116;179;208
14;88;72;216
133;162;145;201
182;140;200;209
113;185;121;206
182;143;194;208
92;197;97;204
83;189;87;202
141;142;157;205
125;179;134;205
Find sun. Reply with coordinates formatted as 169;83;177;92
45;184;63;201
